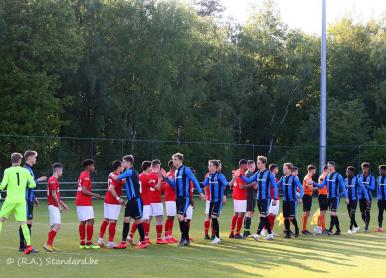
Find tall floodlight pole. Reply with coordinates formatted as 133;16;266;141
320;0;327;173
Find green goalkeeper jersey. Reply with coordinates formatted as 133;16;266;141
0;166;36;203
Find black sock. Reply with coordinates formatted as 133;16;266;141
257;217;264;234
19;226;25;248
137;223;145;242
284;219;290;235
366;210;371;227
361;212;366;223
378;205;383;228
292;218;299;234
122;222;130;242
335;216;340;232
185;220;190;240
212;218;220;238
329;215;335;231
179;221;186;240
244;217;251;231
264;217;271;234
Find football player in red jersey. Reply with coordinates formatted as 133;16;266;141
162;160;178;243
97;160;125;248
76;159;101;249
44;163;68;252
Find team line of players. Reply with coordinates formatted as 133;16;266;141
1;151;386;253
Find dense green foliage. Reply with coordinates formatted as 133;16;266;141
0;0;385;177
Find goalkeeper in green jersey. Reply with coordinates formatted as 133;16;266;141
0;152;36;254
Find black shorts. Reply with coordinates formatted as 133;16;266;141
347;199;358;213
303;195;312;211
283;201;296;218
27;201;34;220
359;198;371;212
318;194;329;211
209;201;222;217
176;197;190;216
124;198;143;220
328;197;340;212
247;195;257;212
257;199;269;215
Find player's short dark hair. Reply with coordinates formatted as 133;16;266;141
52;163;63;171
284;162;294;170
24;150;37;160
168;160;174;168
292;167;298;172
112;160;122;171
361;162;370;169
323;165;328;171
347;166;355;172
239;159;248;166
151;159;161;166
82;159;95;168
379;165;386;171
11;152;23;164
247;160;255;165
123;155;134;164
257;156;267;165
269;164;278;171
307;165;316;171
142;161;151;171
327;161;335;167
209;160;220;168
172;153;184;161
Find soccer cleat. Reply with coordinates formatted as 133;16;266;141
272;232;278;237
145;238;152;244
243;231;251;238
326;230;333;236
229;233;235;238
375;227;384;232
347;229;352;234
156;239;168;245
211;237;221;244
51;246;60;252
333;231;341;236
107;242;118;249
135;241;149;249
260;229;267;237
284;233;291;239
97;238;105;247
79;244;87;249
114;242;127;249
264;233;274;240
43;244;54;252
204;235;211;240
178;239;189;247
352;227;360;233
18;247;25;252
127;237;136;246
166;237;178;244
211;235;216;240
302;230;312;235
85;244;100;249
31;247;39;253
23;245;34;255
252;233;259;241
234;234;245;239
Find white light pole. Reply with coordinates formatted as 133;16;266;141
320;0;327;173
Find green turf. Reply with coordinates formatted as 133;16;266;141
0;198;385;277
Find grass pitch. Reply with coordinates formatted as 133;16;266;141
0;198;385;277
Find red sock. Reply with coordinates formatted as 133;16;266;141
47;230;57;246
268;215;275;231
156;224;163;240
129;222;137;238
86;224;94;244
302;215;308;231
99;220;109;238
167;218;174;237
79;223;86;245
145;222;150;238
230;215;237;234
204;219;210;236
236;216;244;235
321;215;326;230
108;222;116;242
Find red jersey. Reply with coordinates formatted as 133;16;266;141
76;171;92;206
163;171;176;202
47;176;60;207
139;172;153;205
104;172;125;205
232;169;247;200
148;171;162;203
270;177;280;200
